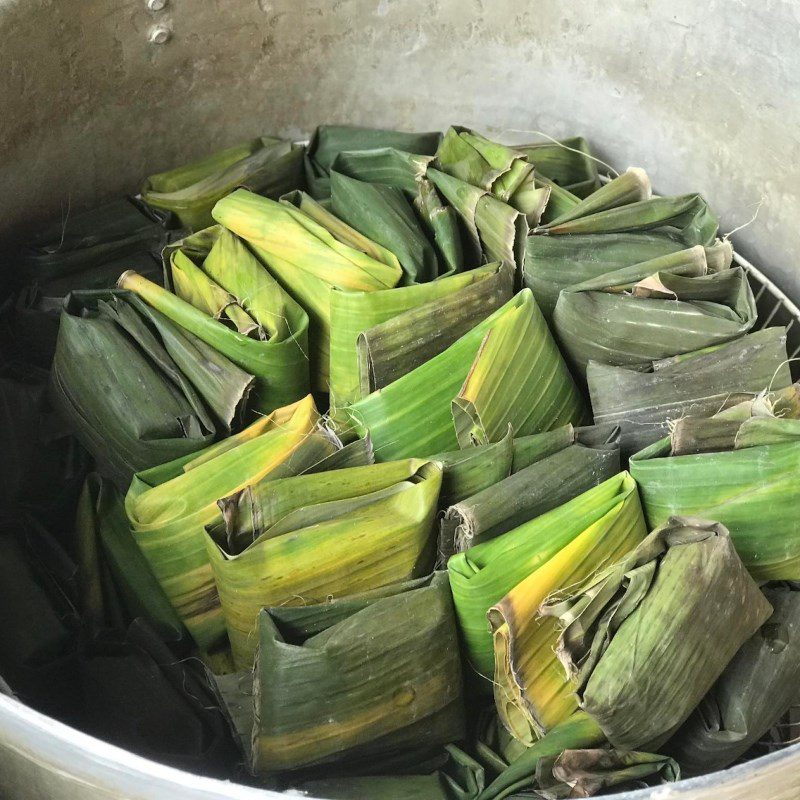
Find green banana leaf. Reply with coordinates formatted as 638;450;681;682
347;290;585;460
488;474;646;741
523;232;732;321
50;291;254;488
428;168;528;269
666;584;800;776
119;225;311;414
329;262;512;406
440;424;620;559
212;188;402;390
535;748;680;798
630;385;800;580
304;124;442;198
331;148;466;274
141;136;304;231
207;459;442;668
19;197;168;287
588;328;791;457
552;249;757;377
540;517;772;750
251;572;463;775
330;171;440;284
533;168;719;244
432;431;516;515
434;127;549;224
517;137;601;198
448;473;645;684
0;512;81;721
535;174;582;224
75;619;239;777
1;360;90;537
125;395;331;651
75;473;188;646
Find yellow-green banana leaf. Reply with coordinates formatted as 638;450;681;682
141;137;304;231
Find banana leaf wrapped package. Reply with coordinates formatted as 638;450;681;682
141;136;304;231
523;231;733;322
487;474;646;741
630;385;800;580
330;170;440;284
251;572;463;776
535;748;680;799
1;360;90;536
348;289;586;460
448;473;645;688
76;473;187;646
541;517;772;750
19;197;168;290
440;424;620;560
212;188;402;389
518;136;600;198
434;127;550;224
304;124;442;198
75;619;239;777
125;395;336;651
535;169;719;245
15;197;167;366
0;513;81;721
207;458;442;668
552;247;757;378
50;291;255;488
667;584;800;776
588;328;791;457
118;224;310;414
331;147;466;274
329;262;513;407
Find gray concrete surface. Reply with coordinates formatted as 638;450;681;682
1;0;798;295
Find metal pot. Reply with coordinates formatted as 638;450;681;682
2;0;799;797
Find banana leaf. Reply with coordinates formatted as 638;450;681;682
630;385;800;580
50;290;256;488
536;184;719;245
434;127;550;224
329;262;512;406
475;712;606;800
440;424;620;560
535;175;582;225
433;431;516;516
212;188;402;389
448;473;645;685
535;748;680;798
536;167;651;229
523;231;732;322
251;572;463;775
125;395;329;651
348;290;585;460
304;124;442;198
141;136;304;231
19;196;168;287
207;458;442;668
1;360;90;537
428;168;528;269
119;225;310;414
588;328;792;457
488;473;645;741
0;513;80;721
331;148;466;274
540;517;772;750
666;584;800;776
75;619;239;777
76;473;187;646
552;249;757;378
330;170;440;284
517;137;601;198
